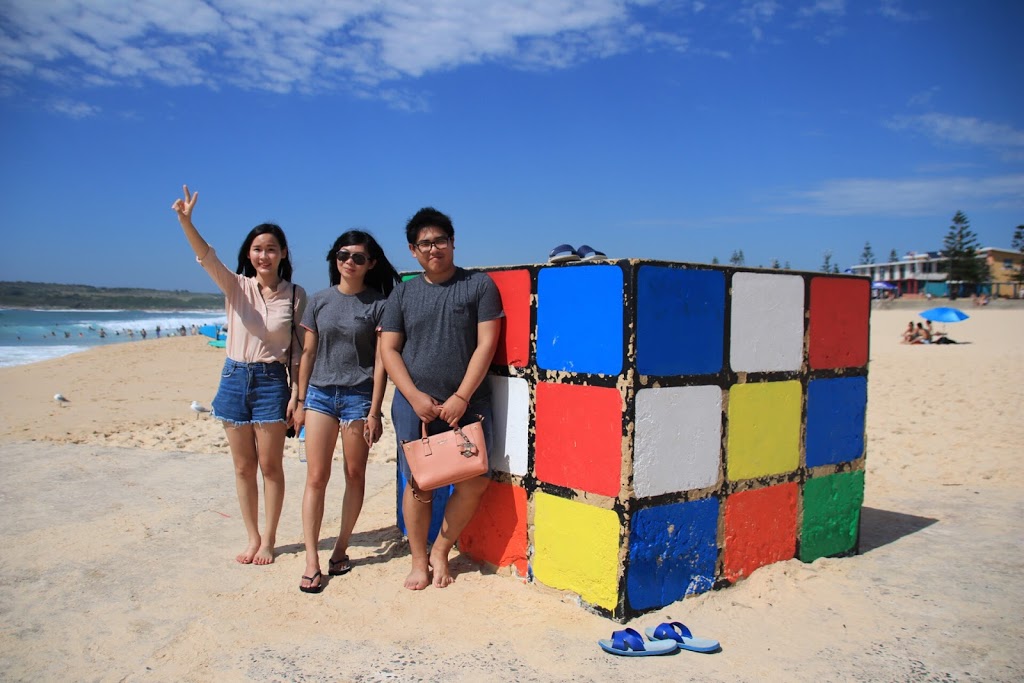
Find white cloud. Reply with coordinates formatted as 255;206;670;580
887;113;1024;151
0;0;680;102
47;99;101;118
775;174;1024;216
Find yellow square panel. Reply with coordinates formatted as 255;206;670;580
532;492;621;609
726;380;802;480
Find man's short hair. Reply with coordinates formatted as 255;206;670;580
405;207;454;244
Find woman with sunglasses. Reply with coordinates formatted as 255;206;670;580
171;185;306;566
292;230;400;593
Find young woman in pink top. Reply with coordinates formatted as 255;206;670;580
172;185;307;566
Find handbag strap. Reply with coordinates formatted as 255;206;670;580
418;414;485;440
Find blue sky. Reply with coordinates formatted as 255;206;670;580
1;0;1021;293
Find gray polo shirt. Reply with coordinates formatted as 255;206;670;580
380;268;503;402
301;286;387;388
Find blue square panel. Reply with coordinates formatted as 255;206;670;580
537;265;623;375
805;376;867;467
637;266;725;376
627;497;719;611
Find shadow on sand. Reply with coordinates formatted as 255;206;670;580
859;506;938;553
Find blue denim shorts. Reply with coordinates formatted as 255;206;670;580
211;359;290;426
304;381;373;424
392;389;493;482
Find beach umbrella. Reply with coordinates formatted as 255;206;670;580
871;281;897;290
919;307;969;323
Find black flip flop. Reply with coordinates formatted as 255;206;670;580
328;556;352;576
299;570;324;593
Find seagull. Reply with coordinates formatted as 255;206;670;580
54;393;70;406
190;401;211;419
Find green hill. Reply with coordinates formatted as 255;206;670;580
0;281;223;310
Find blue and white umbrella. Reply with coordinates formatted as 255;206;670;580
871;281;898;290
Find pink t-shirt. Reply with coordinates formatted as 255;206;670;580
197;246;306;378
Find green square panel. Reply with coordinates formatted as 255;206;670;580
800;470;865;562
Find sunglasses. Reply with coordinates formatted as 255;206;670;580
336;250;369;266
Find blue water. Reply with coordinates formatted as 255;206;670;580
0;308;226;368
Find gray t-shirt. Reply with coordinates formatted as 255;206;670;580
301;286;387;388
380;268;503;402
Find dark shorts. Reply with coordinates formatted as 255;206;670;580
392;389;493;483
304;381;373;423
211;359;289;426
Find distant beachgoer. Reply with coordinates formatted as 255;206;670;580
156;325;161;338
140;329;147;340
64;331;70;338
172;184;306;566
99;329;106;338
911;322;931;344
901;321;915;343
179;325;187;336
292;230;399;594
191;324;198;336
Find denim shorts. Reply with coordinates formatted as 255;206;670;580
211;359;290;426
391;389;493;482
304;381;373;424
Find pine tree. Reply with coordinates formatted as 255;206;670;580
729;250;745;266
783;260;791;270
888;249;899;263
821;250;834;272
943;210;986;296
860;242;875;265
770;258;781;269
711;256;720;265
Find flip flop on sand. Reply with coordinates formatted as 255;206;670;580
548;244;580;263
644;622;720;653
299;570;324;594
598;628;678;657
328;556;352;576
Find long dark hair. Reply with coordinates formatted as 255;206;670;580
327;229;400;296
236;223;293;281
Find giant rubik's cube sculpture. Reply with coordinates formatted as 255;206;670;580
400;260;869;621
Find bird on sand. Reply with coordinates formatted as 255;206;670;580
54;393;70;406
190;401;210;419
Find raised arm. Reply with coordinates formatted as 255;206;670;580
172;184;236;293
171;185;212;260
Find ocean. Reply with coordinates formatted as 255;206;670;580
0;308;227;368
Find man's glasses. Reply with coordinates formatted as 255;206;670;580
336;250;369;266
414;236;451;253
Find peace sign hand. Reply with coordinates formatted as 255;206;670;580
171;184;198;222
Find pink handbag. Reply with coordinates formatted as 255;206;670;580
402;418;488;491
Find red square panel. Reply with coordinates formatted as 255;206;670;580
722;483;798;582
535;382;623;497
488;269;531;368
459;481;528;576
808;277;870;369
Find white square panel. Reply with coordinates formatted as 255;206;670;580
633;385;722;497
730;272;805;372
487;375;530;476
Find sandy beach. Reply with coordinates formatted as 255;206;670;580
1;303;1022;681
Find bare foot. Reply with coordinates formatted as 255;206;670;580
236;539;260;564
429;546;454;588
404;558;430;590
253;544;275;565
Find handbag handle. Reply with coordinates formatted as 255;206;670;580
417;415;486;458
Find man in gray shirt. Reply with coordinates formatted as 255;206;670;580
380;206;503;591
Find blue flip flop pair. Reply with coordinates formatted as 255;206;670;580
548;244;607;263
598;621;720;657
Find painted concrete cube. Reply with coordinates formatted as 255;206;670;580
396;261;869;621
